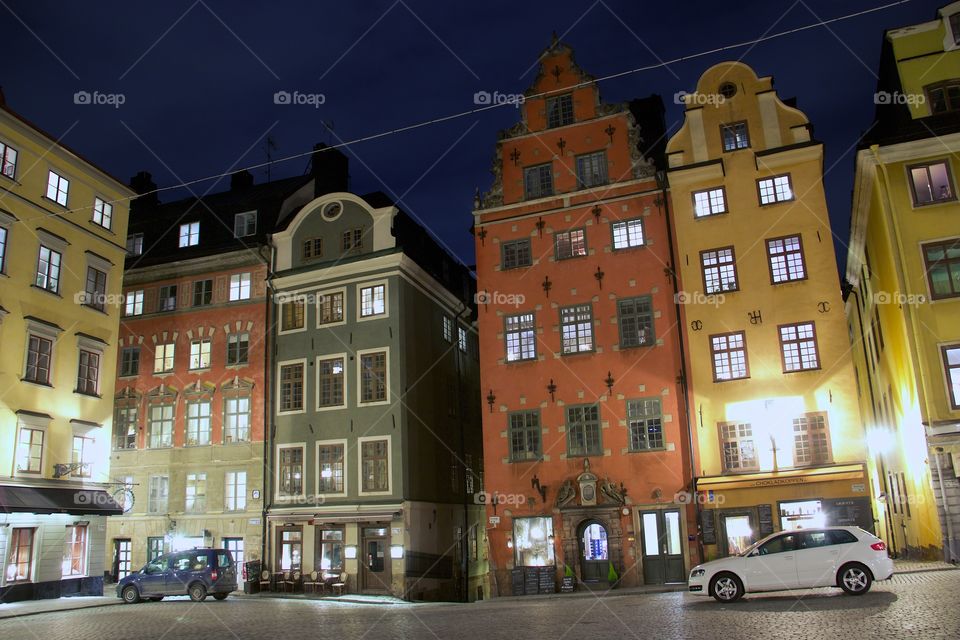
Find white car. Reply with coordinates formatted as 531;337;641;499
688;526;894;602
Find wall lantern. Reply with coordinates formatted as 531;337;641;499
547;379;557;402
604;371;615;393
506;536;514;550
486;390;496;413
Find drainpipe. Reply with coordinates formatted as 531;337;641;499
656;170;703;565
261;242;276;574
454;302;471;602
934;448;955;563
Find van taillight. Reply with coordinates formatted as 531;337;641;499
870;541;886;551
211;569;218;581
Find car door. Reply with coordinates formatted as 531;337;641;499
165;552;192;594
742;532;799;592
138;557;170;595
796;530;840;587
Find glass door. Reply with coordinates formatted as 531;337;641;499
579;522;608;582
113;539;132;581
640;510;685;584
360;526;391;593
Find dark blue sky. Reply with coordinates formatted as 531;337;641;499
0;0;940;271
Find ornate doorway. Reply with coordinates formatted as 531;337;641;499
579;521;609;582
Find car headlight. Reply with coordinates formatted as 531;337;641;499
690;569;705;578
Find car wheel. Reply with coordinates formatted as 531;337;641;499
213;593;228;600
122;586;140;604
149;597;164;602
709;572;743;603
838;563;873;595
188;583;207;602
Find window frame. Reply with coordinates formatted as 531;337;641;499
766;234;807;284
233;211;257;238
147;403;174;449
907;159;958;208
316;353;347;411
357;347;390;406
922;238;960;300
757;174;794;206
500;238;532;270
720;121;750;151
610;218;645;251
523;163;554;200
157;284;177;312
316;288;346;327
277;359;307;414
24;333;54;385
114;401;138;450
178;221;200;247
147;474;170;514
276;443;306;499
229;272;252;301
188;339;211;371
719;421;759;472
710;330;749;382
125;290;144;316
316;439;347;496
507;410;541;462
193;279;213;307
62;524;88;578
46;170;70;206
223;394;251;443
617;295;655;349
279;296;307;334
226;332;250;367
357;280;388;321
35;244;63;294
358;435;392;495
6;527;36;583
75;348;101;396
14;425;45;475
126;233;144;256
559;303;594;355
792;412;832;467
700;246;739;294
504;312;537;362
92;197;113;230
692;187;728;218
626;398;664;452
554;227;587;260
575;150;608;189
224;470;248;511
565;404;602;457
185;399;212;446
302;237;324;261
940;343;960;410
545;94;574;128
184;472;207;513
778;321;821;373
120;346;140;377
0;140;19;180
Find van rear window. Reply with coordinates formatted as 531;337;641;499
217;551;233;567
173;554;210;571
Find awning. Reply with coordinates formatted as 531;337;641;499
0;485;123;516
696;463;867;492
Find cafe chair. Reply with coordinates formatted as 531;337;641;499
303;570;319;594
258;570;272;592
285;570;301;592
331;572;347;596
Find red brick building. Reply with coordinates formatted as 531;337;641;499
473;40;697;594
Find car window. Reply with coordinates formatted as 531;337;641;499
758;534;797;555
217;551;232;568
172;553;210;571
828;530;858;545
144;557;167;574
800;531;831;549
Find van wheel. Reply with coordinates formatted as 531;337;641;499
213;593;228;600
188;583;207;602
122;586;140;604
709;572;743;602
838;563;872;595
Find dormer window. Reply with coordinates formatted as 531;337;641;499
233;211;257;237
950;12;960;45
179;222;199;247
546;94;574;128
926;80;960;114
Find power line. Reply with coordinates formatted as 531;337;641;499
13;0;912;220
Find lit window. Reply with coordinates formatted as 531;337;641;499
611;219;644;250
148;405;174;448
15;427;44;473
318;290;344;325
317;443;344;493
458;326;468;353
719;422;757;471
442;315;453;342
278;529;302;571
524;163;553;199
942;344;960;410
758;175;793;205
318;356;345;408
576;151;608;188
627;398;663;451
318;529;343;572
721;122;750;151
185;473;207;513
360;438;390;492
360;351;387;403
223;396;250;442
0;141;18;179
62;525;88;577
701;247;738;293
279;446;304;496
35;245;62;293
909;160;955;206
692;187;727;217
767;235;806;283
566;404;601;457
154;343;175;373
711;331;748;381
560;304;593;354
279;362;304;412
70;435;94;477
92;198;113;229
793;413;831;466
179;222;200;247
546;94;574;128
225;471;247;511
114;403;137;449
125;290;144;316
186;401;211;445
360;284;386;317
779;322;819;372
505;313;536;362
147;475;169;513
233;211;257;237
513;517;554;567
555;228;587;260
46;170;69;206
6;528;35;582
229;272;251;300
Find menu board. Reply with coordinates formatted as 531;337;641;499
700;509;717;545
560;576;576;593
511;568;524;596
824;497;874;533
758;504;775;537
538;567;555;593
524;567;540;594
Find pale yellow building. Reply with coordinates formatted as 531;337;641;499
0;95;134;599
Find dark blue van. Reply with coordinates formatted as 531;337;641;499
117;548;237;603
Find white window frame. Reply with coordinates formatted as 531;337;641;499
356;346;390;407
275;442;306;501
69;421;98;480
154;342;175;373
46;169;69;206
125;290;144;316
233;211;257;238
357;434;392;496
184;472;207;513
316;353;348;411
126;233;144;256
13;412;50;476
278;295;307;335
229;272;252;301
276;358;307;415
357;280;388;321
185;399;212;446
224;470;248;511
147;475;170;514
92;197;113;230
223;395;251;443
189;339;212;370
315;438;348;497
692;187;727;218
315;287;347;328
0;209;13;275
179;222;200;247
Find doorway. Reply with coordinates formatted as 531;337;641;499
639;509;685;584
578;521;609;582
723;515;753;556
360;525;391;593
112;538;132;582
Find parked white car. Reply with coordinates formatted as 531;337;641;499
688;526;894;602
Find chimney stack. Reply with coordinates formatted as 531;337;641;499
231;169;254;191
310;143;349;196
129;171;159;210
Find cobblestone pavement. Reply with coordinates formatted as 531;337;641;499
2;570;957;640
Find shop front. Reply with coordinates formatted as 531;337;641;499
696;463;876;560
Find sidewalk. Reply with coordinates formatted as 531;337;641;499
894;559;958;574
0;595;121;620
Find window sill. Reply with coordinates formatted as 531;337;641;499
693;212;729;220
627;447;666;454
568;451;603;458
712;376;750;384
222;439;251;445
73;390;102;398
555;254;588;262
41;195;68;209
505;357;538;364
758;198;795;207
118;373;140;379
561;349;596;357
910;197;957;209
30;284;62;298
88;220;115;235
618;342;654;351
782;366;822;374
188;367;212;373
20;378;53;388
81;304;108;315
611;244;647;252
509;457;543;464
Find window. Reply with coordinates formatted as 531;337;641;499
125;290;144;316
711;331;748;381
576;151;608;188
458;326;468;353
227;332;250;366
693;187;727;218
501;239;532;269
720;422;758;471
317;442;345;493
701;247;738;293
229;273;251;301
618;296;654;348
508;411;541;461
442;315;453;342
360;350;387;403
780;322;819;372
281;298;305;331
158;284;177;312
303;237;323;260
361;438;390;492
147;537;165;562
555;228;586;260
46;170;69;205
225;471;247;511
279;446;303;496
5;528;34;582
0;226;7;273
24;334;53;384
318;529;344;572
279;362;304;412
560;304;593;354
83;266;107;311
233;211;257;237
223;396;250;442
15;427;43;473
566;404;601;457
154;343;175;373
278;529;302;571
114;404;137;449
758;174;793;205
546;94;574;128
627;398;663;451
193;279;213;306
524;163;553;199
611;218;645;250
0;141;18;179
148;475;169;513
185;473;207;513
951;12;960;44
92;198;113;229
318;356;345;408
767;235;806;283
223;538;244;566
926;80;960;114
179;222;199;247
513;517;554;567
721;121;749;151
318;290;344;325
120;347;139;377
941;345;960;410
923;239;960;299
342;227;363;252
126;233;143;256
76;349;100;395
359;283;386;318
148;404;174;448
793;413;831;466
909;160;956;206
186;401;211;445
70;435;93;477
35;245;62;293
505;313;536;362
758;534;797;555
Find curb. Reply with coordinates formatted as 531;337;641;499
0;599;122;621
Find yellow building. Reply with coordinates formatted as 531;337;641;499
844;2;960;561
0;95;134;599
666;62;871;560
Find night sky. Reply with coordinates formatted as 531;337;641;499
0;0;940;272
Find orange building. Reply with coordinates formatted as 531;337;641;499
473;39;697;594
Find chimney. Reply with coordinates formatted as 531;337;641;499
310;143;349;196
129;171;159;210
231;169;254;191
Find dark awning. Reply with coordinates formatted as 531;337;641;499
0;485;123;516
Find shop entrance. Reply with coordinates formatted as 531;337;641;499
722;514;754;556
361;525;391;593
640;509;685;584
112;538;132;581
578;521;609;582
